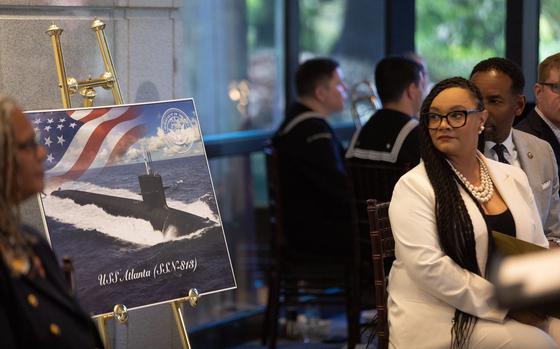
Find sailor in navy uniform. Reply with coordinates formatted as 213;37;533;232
273;58;352;255
346;56;425;168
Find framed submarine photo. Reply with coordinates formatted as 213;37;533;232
25;99;236;315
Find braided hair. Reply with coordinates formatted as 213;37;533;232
418;77;486;349
0;96;34;274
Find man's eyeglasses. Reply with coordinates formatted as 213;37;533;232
539;82;560;95
426;109;483;130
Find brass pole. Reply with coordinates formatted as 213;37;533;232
91;19;123;105
46;23;72;108
95;314;112;349
170;300;192;349
93;304;127;349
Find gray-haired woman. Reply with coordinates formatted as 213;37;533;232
0;96;103;348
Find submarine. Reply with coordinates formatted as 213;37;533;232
51;150;215;237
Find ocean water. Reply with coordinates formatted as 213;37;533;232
42;155;235;315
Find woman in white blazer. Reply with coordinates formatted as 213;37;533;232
388;77;558;349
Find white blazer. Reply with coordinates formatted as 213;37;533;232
387;157;548;349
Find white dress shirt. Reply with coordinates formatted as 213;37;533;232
536;106;560;144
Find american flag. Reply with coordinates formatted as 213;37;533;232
26;106;147;185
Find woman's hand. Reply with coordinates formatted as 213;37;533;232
508;310;548;330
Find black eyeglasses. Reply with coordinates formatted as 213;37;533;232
426;109;483;130
539;82;560;95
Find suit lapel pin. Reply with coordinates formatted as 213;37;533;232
527;151;534;159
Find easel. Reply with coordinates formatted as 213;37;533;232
46;19;202;349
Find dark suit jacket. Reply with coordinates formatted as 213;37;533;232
516;109;560;175
0;227;102;348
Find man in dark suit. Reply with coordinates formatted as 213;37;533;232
346;56;425;167
471;57;560;237
272;58;352;255
516;53;560;173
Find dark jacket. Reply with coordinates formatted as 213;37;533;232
346;108;420;166
0;226;103;348
272;102;352;255
516;108;560;174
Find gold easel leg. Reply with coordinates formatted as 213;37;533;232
171;300;192;349
96;315;111;349
91;18;124;105
46;23;72;108
94;304;127;349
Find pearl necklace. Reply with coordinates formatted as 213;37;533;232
448;157;494;203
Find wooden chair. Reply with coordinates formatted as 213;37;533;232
344;159;408;344
367;199;394;349
345;160;408;263
262;145;357;349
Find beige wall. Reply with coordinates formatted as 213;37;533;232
6;1;187;348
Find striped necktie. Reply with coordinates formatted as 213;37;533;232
492;143;510;164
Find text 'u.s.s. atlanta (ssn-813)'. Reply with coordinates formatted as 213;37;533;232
97;258;198;286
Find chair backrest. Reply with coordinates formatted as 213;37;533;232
346;159;408;244
346;159;410;204
367;199;394;349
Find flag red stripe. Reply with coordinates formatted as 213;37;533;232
78;108;112;123
106;124;147;166
52;108;140;182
